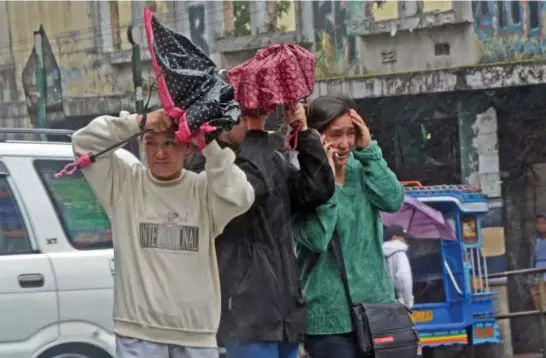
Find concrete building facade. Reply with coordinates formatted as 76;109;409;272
1;1;546;355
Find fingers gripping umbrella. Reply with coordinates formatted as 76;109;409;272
227;44;316;149
381;196;457;241
144;8;241;149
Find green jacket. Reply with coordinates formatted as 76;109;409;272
294;142;404;335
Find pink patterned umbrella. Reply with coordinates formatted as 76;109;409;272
227;43;315;115
381;196;456;241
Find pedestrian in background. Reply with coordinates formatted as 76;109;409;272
383;225;415;309
529;213;546;311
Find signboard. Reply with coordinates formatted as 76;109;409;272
411;310;434;323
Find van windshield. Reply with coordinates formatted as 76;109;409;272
34;159;112;250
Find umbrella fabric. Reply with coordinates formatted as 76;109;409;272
227;44;315;115
144;8;241;149
381;196;457;241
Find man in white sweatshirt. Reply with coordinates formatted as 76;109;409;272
72;109;256;358
383;225;415;309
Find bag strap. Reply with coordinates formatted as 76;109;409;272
331;229;355;306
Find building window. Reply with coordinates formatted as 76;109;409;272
497;1;507;28
529;1;540;30
480;1;490;16
434;43;450;56
34;160;112;251
472;0;493;31
381;49;397;64
109;1;121;50
399;0;423;17
510;1;521;24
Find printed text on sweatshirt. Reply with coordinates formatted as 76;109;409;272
71;112;255;348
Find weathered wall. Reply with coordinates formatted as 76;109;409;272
473;0;546;63
9;1;115;99
311;0;358;78
3;0;546;129
345;0;478;75
0;0;213;126
0;0;303;127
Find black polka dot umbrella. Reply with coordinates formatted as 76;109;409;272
144;8;240;148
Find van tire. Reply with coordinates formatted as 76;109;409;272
38;342;112;358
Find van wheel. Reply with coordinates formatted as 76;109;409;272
39;343;111;358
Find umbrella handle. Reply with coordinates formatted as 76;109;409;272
284;120;301;151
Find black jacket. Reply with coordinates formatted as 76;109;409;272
185;130;335;344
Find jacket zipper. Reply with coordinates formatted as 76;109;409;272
227;257;253;311
277;232;288;332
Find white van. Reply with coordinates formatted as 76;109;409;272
0;128;228;358
0;128;116;358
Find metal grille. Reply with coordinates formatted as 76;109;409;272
466;246;490;293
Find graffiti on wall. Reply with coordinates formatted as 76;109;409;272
188;1;209;56
473;1;546;62
346;1;453;36
21;27;64;125
313;0;358;78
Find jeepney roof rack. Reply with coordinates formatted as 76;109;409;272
401;181;482;194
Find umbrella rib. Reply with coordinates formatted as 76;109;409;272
407;208;417;231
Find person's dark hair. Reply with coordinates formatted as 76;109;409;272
307;93;357;133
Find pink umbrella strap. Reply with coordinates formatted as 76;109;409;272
284;120;302;151
171;107;217;151
54;153;94;178
54;130;145;178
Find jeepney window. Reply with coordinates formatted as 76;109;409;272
33;160;112;250
0;175;33;255
408;238;446;304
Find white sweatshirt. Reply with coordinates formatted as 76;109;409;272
383;240;414;309
72;112;255;348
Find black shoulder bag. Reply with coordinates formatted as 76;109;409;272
330;231;420;358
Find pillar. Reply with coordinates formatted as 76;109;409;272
457;95;501;198
457;97;480;186
249;1;268;35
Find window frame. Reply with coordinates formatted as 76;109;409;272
32;159;113;251
528;0;541;36
0;162;39;256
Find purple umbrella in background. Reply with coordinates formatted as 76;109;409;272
381;196;457;241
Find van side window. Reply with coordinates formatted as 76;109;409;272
33;160;113;250
0;177;33;255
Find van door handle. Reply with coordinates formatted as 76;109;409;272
18;274;45;288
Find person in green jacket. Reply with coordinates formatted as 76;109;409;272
294;94;404;358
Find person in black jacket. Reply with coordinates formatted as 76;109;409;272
185;103;335;358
